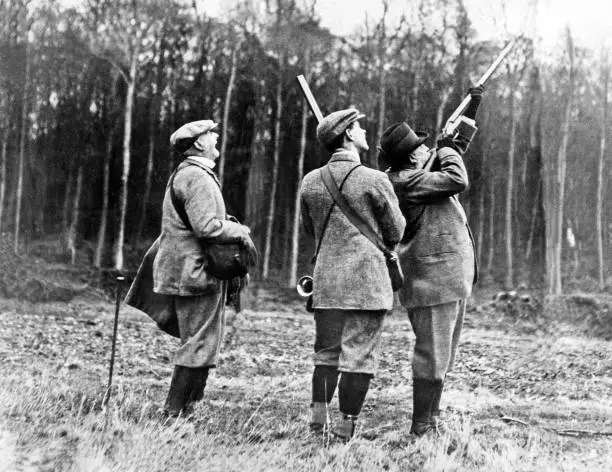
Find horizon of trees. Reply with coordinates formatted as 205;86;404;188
0;0;610;295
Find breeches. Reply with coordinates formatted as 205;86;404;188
313;309;386;375
172;284;227;368
407;300;465;381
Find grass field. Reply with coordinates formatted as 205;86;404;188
1;286;611;471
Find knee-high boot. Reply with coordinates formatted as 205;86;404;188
187;367;210;404
410;378;437;436
163;365;193;417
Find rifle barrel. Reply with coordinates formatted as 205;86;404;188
296;75;323;123
444;39;516;130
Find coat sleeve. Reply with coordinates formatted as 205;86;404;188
177;168;248;242
394;147;469;204
369;174;407;247
300;181;315;238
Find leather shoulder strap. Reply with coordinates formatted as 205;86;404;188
321;165;390;256
311;164;361;263
168;165;193;231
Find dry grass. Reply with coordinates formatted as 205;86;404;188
1;290;611;471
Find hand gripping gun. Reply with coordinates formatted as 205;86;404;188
442;39;516;146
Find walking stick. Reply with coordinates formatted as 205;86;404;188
103;274;125;406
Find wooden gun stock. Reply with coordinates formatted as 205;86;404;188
296;75;323;123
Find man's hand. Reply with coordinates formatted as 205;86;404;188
464;85;485;120
436;133;469;155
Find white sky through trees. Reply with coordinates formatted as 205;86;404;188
55;0;610;49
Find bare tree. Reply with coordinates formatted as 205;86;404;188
596;47;609;290
545;26;575;295
288;46;311;288
218;30;242;187
14;33;30;254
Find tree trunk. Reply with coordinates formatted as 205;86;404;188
476;140;491;271
371;55;386;169
94;123;117;268
486;175;496;276
218;38;241;187
14;41;30;254
114;55;138;271
67;163;84;265
136;33;166;243
0;127;8;233
504;83;518;289
596;50;609;291
523;66;546;285
545;27;575;295
245;74;270;269
261;55;284;279
288;48;310;288
435;88;452;137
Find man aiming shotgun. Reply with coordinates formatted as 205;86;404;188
379;40;515;436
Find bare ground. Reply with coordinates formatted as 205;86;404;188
0;286;611;471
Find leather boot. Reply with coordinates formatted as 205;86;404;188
309;402;329;433
410;378;436;436
333;414;357;442
163;365;192;417
187;367;210;404
430;380;446;434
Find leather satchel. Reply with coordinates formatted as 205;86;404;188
320;165;404;292
169;162;256;281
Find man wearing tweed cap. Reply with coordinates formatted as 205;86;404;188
154;119;255;417
299;108;406;440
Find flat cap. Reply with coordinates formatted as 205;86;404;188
170;120;218;154
316;108;365;147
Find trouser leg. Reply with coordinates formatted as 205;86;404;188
408;300;465;435
408;300;464;381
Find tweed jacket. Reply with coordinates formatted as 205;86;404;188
153;158;247;296
300;150;406;311
387;146;477;308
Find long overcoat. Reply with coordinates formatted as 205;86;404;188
386;146;477;308
300;150;406;311
153;158;247;296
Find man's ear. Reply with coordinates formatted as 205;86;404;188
193;136;205;151
344;127;354;142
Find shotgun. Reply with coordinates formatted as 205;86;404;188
296;74;324;123
443;39;516;142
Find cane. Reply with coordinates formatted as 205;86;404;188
103;274;125;406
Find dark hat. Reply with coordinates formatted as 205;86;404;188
316;108;365;147
379;122;428;163
170;119;219;154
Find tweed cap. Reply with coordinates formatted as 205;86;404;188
316;108;365;147
170;120;219;154
379;122;428;164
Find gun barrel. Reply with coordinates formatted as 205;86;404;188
444;39;516;131
475;39;516;87
296;75;324;123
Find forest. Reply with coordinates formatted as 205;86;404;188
0;0;610;295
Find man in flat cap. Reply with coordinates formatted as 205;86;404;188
299;109;406;440
379;86;482;436
153;119;256;417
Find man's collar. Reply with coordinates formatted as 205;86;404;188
185;155;216;169
328;149;361;163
